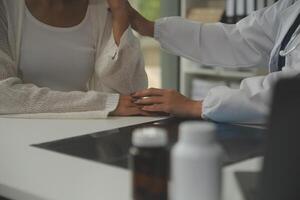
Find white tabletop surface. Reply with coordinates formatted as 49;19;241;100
0;117;262;200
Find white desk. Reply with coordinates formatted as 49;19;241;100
0;117;262;200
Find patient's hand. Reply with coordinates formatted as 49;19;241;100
109;95;150;116
132;88;203;118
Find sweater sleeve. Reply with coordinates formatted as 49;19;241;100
93;10;148;94
0;2;119;118
99;27;148;93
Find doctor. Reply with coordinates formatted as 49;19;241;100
128;0;300;124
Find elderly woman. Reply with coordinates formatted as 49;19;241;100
0;0;147;118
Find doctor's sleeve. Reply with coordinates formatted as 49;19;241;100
202;68;300;125
154;0;287;68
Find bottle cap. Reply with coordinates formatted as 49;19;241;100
179;121;216;145
132;127;168;147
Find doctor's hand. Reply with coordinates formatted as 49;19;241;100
127;2;155;37
109;95;149;116
132;88;203;118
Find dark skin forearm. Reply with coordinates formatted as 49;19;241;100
127;2;155;37
108;1;155;39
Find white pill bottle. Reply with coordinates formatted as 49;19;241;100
170;121;223;200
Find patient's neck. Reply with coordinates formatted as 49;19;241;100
25;0;89;28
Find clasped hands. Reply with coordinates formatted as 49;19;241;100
110;89;203;118
106;0;202;118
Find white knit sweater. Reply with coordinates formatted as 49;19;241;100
0;0;147;119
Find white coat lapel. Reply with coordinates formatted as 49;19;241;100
269;1;300;71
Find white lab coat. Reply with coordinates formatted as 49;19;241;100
154;0;300;124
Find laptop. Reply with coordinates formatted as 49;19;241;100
236;77;300;200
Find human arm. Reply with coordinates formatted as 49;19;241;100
0;64;146;117
127;3;154;38
132;68;300;124
129;0;291;69
0;1;145;118
92;4;147;96
201;68;300;124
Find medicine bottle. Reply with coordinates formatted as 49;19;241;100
170;121;223;200
130;128;169;200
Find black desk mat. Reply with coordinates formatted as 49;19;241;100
33;118;266;169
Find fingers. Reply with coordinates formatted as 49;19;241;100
142;104;170;113
132;88;164;98
139;111;153;116
125;105;167;117
114;95;173;116
135;97;164;105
